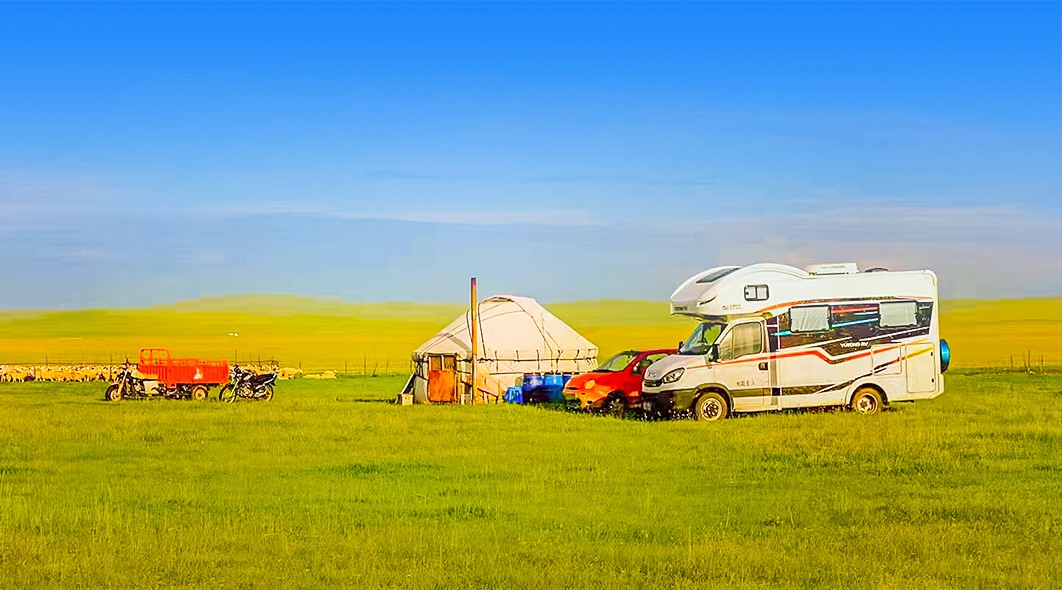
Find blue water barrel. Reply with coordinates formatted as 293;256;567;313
940;339;951;373
504;386;524;404
544;374;565;401
522;374;545;393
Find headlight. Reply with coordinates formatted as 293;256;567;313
662;368;684;384
585;379;595;389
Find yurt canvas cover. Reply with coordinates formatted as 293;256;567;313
410;295;598;403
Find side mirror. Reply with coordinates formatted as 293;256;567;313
707;344;719;362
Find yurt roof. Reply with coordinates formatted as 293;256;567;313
414;295;597;360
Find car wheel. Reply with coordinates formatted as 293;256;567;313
602;393;627;418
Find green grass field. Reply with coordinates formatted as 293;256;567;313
1;371;1060;588
1;297;1060;588
0;296;1059;370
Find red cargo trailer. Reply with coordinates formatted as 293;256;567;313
105;348;229;401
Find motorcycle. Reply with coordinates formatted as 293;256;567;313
105;361;152;401
219;365;277;402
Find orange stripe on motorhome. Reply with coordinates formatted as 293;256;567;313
711;343;909;367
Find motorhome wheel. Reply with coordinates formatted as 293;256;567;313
851;387;883;415
694;392;728;421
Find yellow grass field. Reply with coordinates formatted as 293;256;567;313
0;296;1058;371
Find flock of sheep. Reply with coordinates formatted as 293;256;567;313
0;364;113;383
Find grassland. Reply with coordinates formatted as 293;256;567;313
1;296;1059;587
1;371;1060;588
0;296;1058;371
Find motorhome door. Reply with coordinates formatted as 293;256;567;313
715;320;771;411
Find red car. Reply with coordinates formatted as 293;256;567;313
564;349;676;415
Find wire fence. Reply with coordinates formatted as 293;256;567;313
0;354;414;382
2;350;1058;382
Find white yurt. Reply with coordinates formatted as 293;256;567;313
409;295;598;403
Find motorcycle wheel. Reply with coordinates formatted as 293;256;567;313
219;384;236;403
106;383;123;402
258;384;274;401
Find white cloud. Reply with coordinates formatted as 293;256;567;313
205;201;601;227
645;205;1062;298
0;169;128;231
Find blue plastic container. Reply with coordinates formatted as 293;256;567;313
504;386;524;404
544;374;565;402
522;374;545;393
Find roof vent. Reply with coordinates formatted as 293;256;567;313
805;263;859;275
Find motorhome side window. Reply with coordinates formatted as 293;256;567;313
790;305;830;332
717;323;763;361
743;284;768;301
879;301;918;328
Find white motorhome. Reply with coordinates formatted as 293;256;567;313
641;263;950;420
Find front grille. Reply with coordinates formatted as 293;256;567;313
643;378;662;388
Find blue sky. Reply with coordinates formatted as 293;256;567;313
1;2;1059;308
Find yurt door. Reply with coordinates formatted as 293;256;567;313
427;355;457;403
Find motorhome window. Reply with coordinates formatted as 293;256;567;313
790;306;830;332
696;267;740;284
879;301;918;328
744;284;769;301
716;323;763;361
679;322;724;355
733;323;763;358
717;332;732;360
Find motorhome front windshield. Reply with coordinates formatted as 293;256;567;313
678;322;725;355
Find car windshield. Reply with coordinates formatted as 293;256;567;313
678;322;725;355
595;351;639;372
